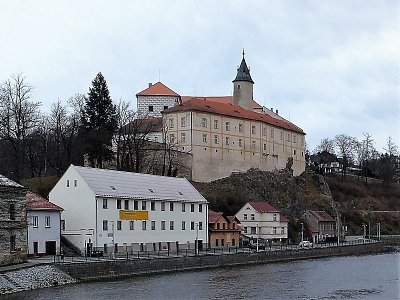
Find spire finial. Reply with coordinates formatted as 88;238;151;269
242;48;245;59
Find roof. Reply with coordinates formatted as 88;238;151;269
307;210;335;222
163;98;304;134
233;54;254;83
280;215;289;222
181;96;262;110
26;192;63;211
136;82;179;97
120;117;163;134
0;174;23;188
208;209;224;223
71;165;208;203
248;201;279;213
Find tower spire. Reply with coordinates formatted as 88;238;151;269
242;48;245;59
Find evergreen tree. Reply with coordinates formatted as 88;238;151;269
80;72;117;168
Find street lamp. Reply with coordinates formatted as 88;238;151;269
256;224;259;252
195;223;199;255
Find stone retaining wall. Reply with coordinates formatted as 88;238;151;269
57;243;390;282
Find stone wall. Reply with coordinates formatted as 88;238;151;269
57;243;388;282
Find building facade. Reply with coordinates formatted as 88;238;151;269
26;192;63;256
235;201;288;243
302;210;336;243
49;165;208;254
208;209;241;248
0;175;27;266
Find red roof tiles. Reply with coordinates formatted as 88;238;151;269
249;201;279;213
163;98;304;134
26;192;63;211
181;96;262;110
308;210;335;222
136;82;179;96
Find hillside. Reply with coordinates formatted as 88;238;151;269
192;168;400;237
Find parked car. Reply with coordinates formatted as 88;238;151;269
249;243;265;250
299;241;313;248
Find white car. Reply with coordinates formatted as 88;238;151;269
299;241;313;248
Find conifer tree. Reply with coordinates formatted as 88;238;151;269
80;72;117;168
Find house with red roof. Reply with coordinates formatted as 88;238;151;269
26;192;63;256
235;201;288;243
302;210;336;243
208;209;241;248
135;52;306;182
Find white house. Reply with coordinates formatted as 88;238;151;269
26;192;63;256
235;201;288;243
49;165;208;254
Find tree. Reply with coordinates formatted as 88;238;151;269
0;74;41;181
314;138;335;154
334;134;357;181
361;132;374;184
80;73;117;168
379;136;400;185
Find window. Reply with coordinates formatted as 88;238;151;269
32;216;38;228
214;119;219;129
221;239;225;246
251;227;256;234
243;214;247;220
181;133;186;142
273;227;277;234
182;203;186;212
142;221;147;231
10;235;16;252
251;125;256;134
232;239;236;246
252;140;256;148
124;200;129;210
45;216;50;228
201;117;207;127
170;202;174;211
271;128;274;139
287;133;291;141
251;214;255;220
170;221;174;230
199;222;203;230
191;221;195;230
262;126;267;136
134;200;138;210
223;223;226;229
280;131;284;140
103;220;108;231
117;221;122;230
181;116;187;127
151;221;156;230
169;118;174;128
244;227;248;234
214;135;219;144
103;199;108;209
164;105;168;110
182;221;186;230
202;133;207;143
239;123;244;133
74;180;77;187
148;105;153;112
151;201;155;211
161;221;166;230
225;137;229;146
142;201;146;210
225;122;230;131
191;204;195;212
117;200;121;209
199;204;202;212
217;223;220;229
161;202;165;211
264;143;267;151
169;134;175;144
273;213;277;221
239;139;242;147
66;180;70;187
9;203;15;220
281;227;285;234
294;135;297;143
294;149;296;155
216;239;219;247
129;221;134;230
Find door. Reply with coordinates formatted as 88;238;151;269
33;241;38;255
45;241;56;255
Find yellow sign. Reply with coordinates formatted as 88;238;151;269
119;210;149;220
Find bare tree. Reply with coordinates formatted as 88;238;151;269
334;134;357;181
0;74;41;181
314;138;335;154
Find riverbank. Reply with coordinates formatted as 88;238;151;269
0;242;395;295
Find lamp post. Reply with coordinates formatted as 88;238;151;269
362;223;366;240
256;224;259;252
110;221;115;258
195;223;199;255
300;223;304;242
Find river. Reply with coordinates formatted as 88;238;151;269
2;252;399;300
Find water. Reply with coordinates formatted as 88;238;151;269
3;252;399;300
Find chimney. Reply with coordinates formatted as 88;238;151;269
271;107;273;111
275;109;279;115
148;83;152;88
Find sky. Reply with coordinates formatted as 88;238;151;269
1;0;399;153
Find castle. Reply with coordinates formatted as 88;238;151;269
135;52;306;182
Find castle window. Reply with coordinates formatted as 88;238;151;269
281;131;284;140
169;134;175;144
201;117;207;128
169;118;174;128
238;84;241;89
262;126;267;136
214;119;219;129
271;128;274;139
294;149;296;155
251;125;256;135
264;143;267;151
293;135;297;143
225;137;229;146
148;105;153;112
181;116;186;127
225;122;230;131
203;134;207;143
181;133;186;142
252;140;256;148
287;133;291;142
239;139;242;147
239;123;244;133
214;135;219;144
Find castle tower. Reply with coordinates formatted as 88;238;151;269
233;50;254;110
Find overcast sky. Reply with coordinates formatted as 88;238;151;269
1;0;399;153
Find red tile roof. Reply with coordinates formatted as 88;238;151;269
208;209;224;224
136;82;179;96
26;192;63;211
181;96;262;109
280;215;289;222
249;201;279;213
308;210;335;222
163;98;304;134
